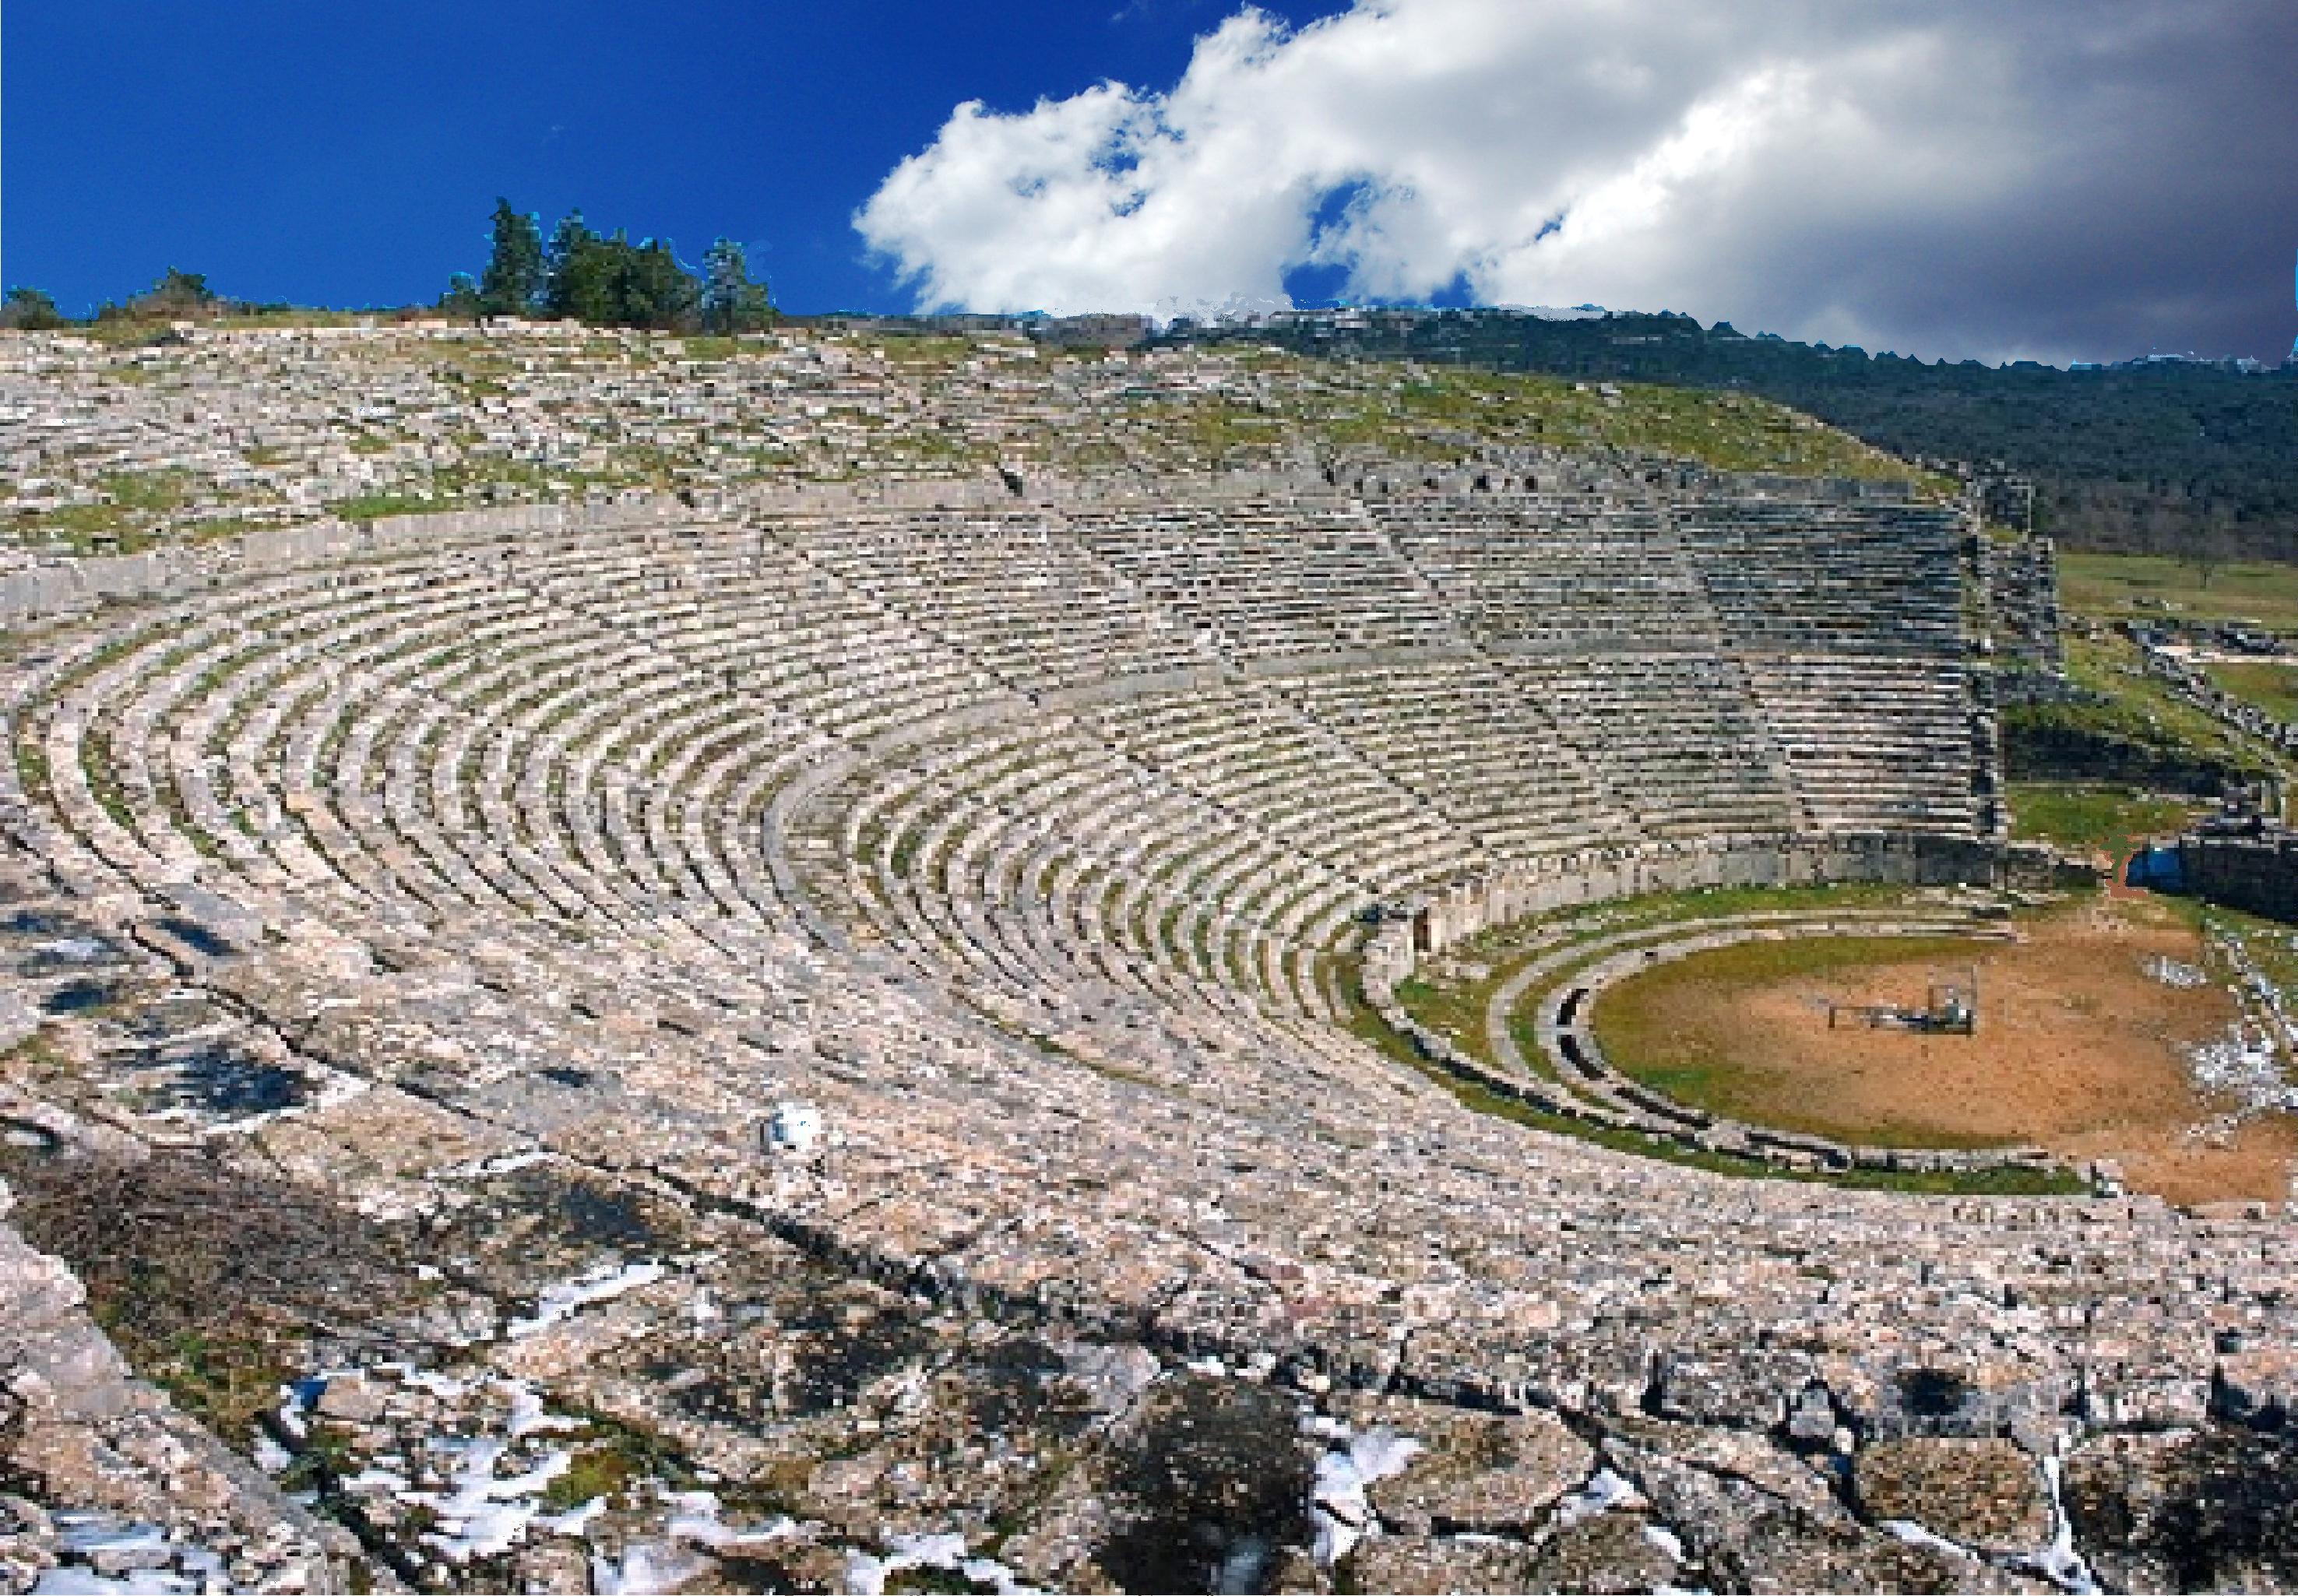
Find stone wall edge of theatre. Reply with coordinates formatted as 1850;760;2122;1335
1407;831;2004;957
2180;826;2298;923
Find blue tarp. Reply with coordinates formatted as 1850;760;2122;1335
2126;845;2186;892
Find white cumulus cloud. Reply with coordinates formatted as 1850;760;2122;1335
853;0;2298;364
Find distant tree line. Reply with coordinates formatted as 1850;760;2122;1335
437;199;773;334
1163;309;2298;562
1;202;773;339
1;268;243;330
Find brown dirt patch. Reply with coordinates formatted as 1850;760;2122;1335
1595;898;2296;1205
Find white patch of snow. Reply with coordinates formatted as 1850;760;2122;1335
536;1496;609;1537
662;1489;799;1550
2012;1455;2102;1596
33;1571;190;1595
1554;1466;1643;1527
508;1260;667;1337
55;1520;171;1559
438;1148;559;1180
845;1531;1040;1596
34;1513;205;1595
1642;1522;1686;1560
342;1468;411;1495
273;1385;309;1440
2142;954;2207;989
504;1377;582;1439
2186;1026;2298;1116
1880;1518;1976;1559
405;1433;574;1563
1308;1423;1423;1566
396;1366;470;1401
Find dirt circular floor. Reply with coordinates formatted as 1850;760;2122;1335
1589;897;2298;1205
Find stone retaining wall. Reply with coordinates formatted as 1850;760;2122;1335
2180;824;2298;923
1399;831;2000;955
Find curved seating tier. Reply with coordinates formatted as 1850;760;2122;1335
0;482;1998;1049
5;478;2268;1433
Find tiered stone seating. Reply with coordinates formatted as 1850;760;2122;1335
1508;654;1802;837
779;507;1214;695
1266;660;1624;856
1740;656;1981;833
1676;500;1965;656
1373;493;1697;654
1673;499;1979;835
832;718;1355;1021
12;473;2272;1499
1064;497;1462;663
1089;684;1490;899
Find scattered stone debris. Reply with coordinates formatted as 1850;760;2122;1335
2142;953;2207;989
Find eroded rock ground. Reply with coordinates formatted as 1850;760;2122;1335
5;904;2294;1595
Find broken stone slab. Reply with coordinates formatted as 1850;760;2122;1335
1326;1392;1591;1537
2215;1346;2298;1426
1342;1531;1550;1594
1851;1436;2050;1557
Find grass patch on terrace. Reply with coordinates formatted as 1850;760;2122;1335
335;492;439;522
1438;878;1921;968
2008;782;2205;851
0;1139;421;1445
1112;353;1948;487
2006;634;2281;789
1392;976;1489;1056
5;501;128;550
1299;367;1948;489
3;470;211;554
2206;659;2298;723
2209;906;2298;990
12;738;53;809
851;331;981;371
2060;552;2298;631
540;1411;698;1511
100;469;195;516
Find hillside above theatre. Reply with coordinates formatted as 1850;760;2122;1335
1155;308;2298;558
0;320;1935;557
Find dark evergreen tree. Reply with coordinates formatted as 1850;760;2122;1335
0;287;67;330
544;213;620;323
478;199;545;317
618;239;701;331
141;269;219;315
437;273;484;321
700;238;772;334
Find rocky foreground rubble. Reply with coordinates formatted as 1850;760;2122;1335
5;1106;2294;1594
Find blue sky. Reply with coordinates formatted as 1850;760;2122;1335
8;0;2294;362
5;0;1336;316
